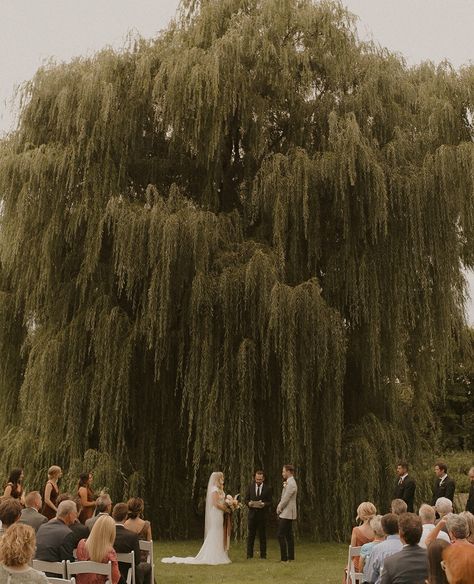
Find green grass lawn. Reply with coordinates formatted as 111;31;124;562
154;540;347;583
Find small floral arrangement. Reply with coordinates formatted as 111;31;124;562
224;494;242;513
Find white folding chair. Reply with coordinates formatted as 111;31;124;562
139;540;154;584
116;551;135;584
33;560;67;578
345;545;363;584
66;560;112;584
47;578;76;584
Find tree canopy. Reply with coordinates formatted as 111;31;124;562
1;0;474;539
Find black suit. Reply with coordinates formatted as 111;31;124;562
114;524;150;584
393;475;416;512
431;475;455;506
245;481;272;559
380;544;428;584
70;521;89;547
466;482;474;514
35;519;75;562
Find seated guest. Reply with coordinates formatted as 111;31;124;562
55;494;89;547
35;500;77;562
3;470;25;506
435;498;453;522
113;503;151;584
426;539;450;584
458;511;474;545
124;498;152;563
350;502;376;572
0;523;48;583
0;499;22;532
363;513;402;584
390;499;408;516
442;543;474;584
379;513;428;584
419;504;450;547
18;492;47;532
76;515;122;584
360;515;385;570
42;466;62;520
86;494;112;531
445;514;472;546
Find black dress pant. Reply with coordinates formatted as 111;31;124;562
277;518;294;561
247;511;267;558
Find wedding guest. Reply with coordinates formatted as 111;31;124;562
390;499;407;516
466;467;474;514
435;498;453;529
42;466;62;520
458;511;474;544
35;500;77;562
442;543;474;583
76;515;122;584
445;514;471;546
0;499;22;532
18;491;47;532
113;503;151;584
245;470;272;559
360;515;385;570
379;513;428;583
431;462;455;506
426;539;449;584
3;470;24;505
363;513;402;584
77;473;96;524
350;502;376;572
419;504;450;547
393;462;416;512
0;523;48;583
86;494;112;532
276;464;297;562
124;498;152;546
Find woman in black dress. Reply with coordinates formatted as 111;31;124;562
3;468;25;506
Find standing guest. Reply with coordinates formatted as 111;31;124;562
350;502;376;572
431;462;455;506
0;523;48;583
393;462;416;513
419;504;450;548
442;543;474;584
379;513;428;584
3;470;25;506
360;515;385;570
35;500;77;562
113;503;150;584
363;513;402;584
77;473;96;524
245;470;272;559
42;466;62;520
0;499;22;532
18;492;47;532
86;494;112;532
458;511;474;544
276;464;297;562
426;539;449;584
391;499;408;516
76;515;122;584
466;467;474;514
124;498;152;547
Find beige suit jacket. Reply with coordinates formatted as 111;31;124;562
277;476;297;520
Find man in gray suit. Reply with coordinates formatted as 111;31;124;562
85;494;112;531
276;464;297;562
35;500;77;562
380;513;428;584
19;491;48;532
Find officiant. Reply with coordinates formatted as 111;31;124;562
245;470;272;559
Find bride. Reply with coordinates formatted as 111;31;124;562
161;471;231;565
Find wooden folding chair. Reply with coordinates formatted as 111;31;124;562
66;560;112;584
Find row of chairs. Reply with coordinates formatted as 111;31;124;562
33;540;154;584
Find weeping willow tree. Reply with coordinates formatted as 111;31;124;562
1;0;474;540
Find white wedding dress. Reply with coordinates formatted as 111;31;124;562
161;472;231;565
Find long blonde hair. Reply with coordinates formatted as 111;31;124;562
86;515;116;562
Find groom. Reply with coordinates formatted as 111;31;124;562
276;464;297;562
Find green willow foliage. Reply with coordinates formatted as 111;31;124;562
1;0;474;539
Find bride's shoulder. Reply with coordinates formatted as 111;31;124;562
211;486;219;493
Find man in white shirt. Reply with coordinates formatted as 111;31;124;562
418;504;450;547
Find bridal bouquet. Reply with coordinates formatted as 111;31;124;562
224;494;242;513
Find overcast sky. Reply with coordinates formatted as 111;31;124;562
1;0;473;320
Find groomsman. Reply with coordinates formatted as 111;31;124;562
430;461;455;506
276;464;297;562
393;461;416;512
466;467;474;513
245;470;272;559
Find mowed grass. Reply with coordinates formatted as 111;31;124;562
154;539;347;583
